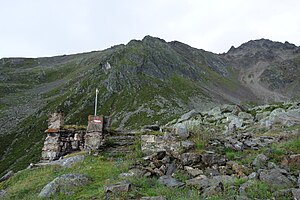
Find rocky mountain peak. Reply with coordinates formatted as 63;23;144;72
227;38;297;55
142;35;166;44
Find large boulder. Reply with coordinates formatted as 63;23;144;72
38;174;91;197
203;182;224;197
259;169;295;189
226;115;243;130
255;111;270;121
177;109;199;123
238;112;253;121
184;166;203;177
186;175;210;189
52;155;85;168
173;123;190;139
208;107;222;119
181;153;202;166
186;175;235;190
260;108;300;128
158;175;185;187
181;140;195;151
201;153;227;167
104;182;131;193
252;154;268;168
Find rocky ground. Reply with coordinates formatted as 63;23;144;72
1;102;299;199
109;102;300;199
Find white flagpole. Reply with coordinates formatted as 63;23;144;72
94;89;99;116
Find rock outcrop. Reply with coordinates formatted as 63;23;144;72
38;174;91;198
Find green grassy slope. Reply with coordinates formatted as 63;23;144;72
0;36;257;176
1;126;299;200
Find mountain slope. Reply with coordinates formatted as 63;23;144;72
0;36;299;176
224;39;300;101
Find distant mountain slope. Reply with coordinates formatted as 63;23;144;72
0;36;299;175
224;39;300;101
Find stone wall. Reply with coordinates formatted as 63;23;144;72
42;129;85;161
41;113;110;161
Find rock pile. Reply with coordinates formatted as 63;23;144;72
174;102;300;133
116;102;300;199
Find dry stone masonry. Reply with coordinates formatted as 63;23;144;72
42;112;109;161
84;115;106;151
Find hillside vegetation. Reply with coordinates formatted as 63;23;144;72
0;36;300;178
0;102;299;199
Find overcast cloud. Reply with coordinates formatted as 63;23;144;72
0;0;299;58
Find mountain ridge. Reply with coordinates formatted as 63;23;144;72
0;35;300;175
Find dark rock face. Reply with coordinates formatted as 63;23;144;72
38;174;91;198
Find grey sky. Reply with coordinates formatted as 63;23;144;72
0;0;299;58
